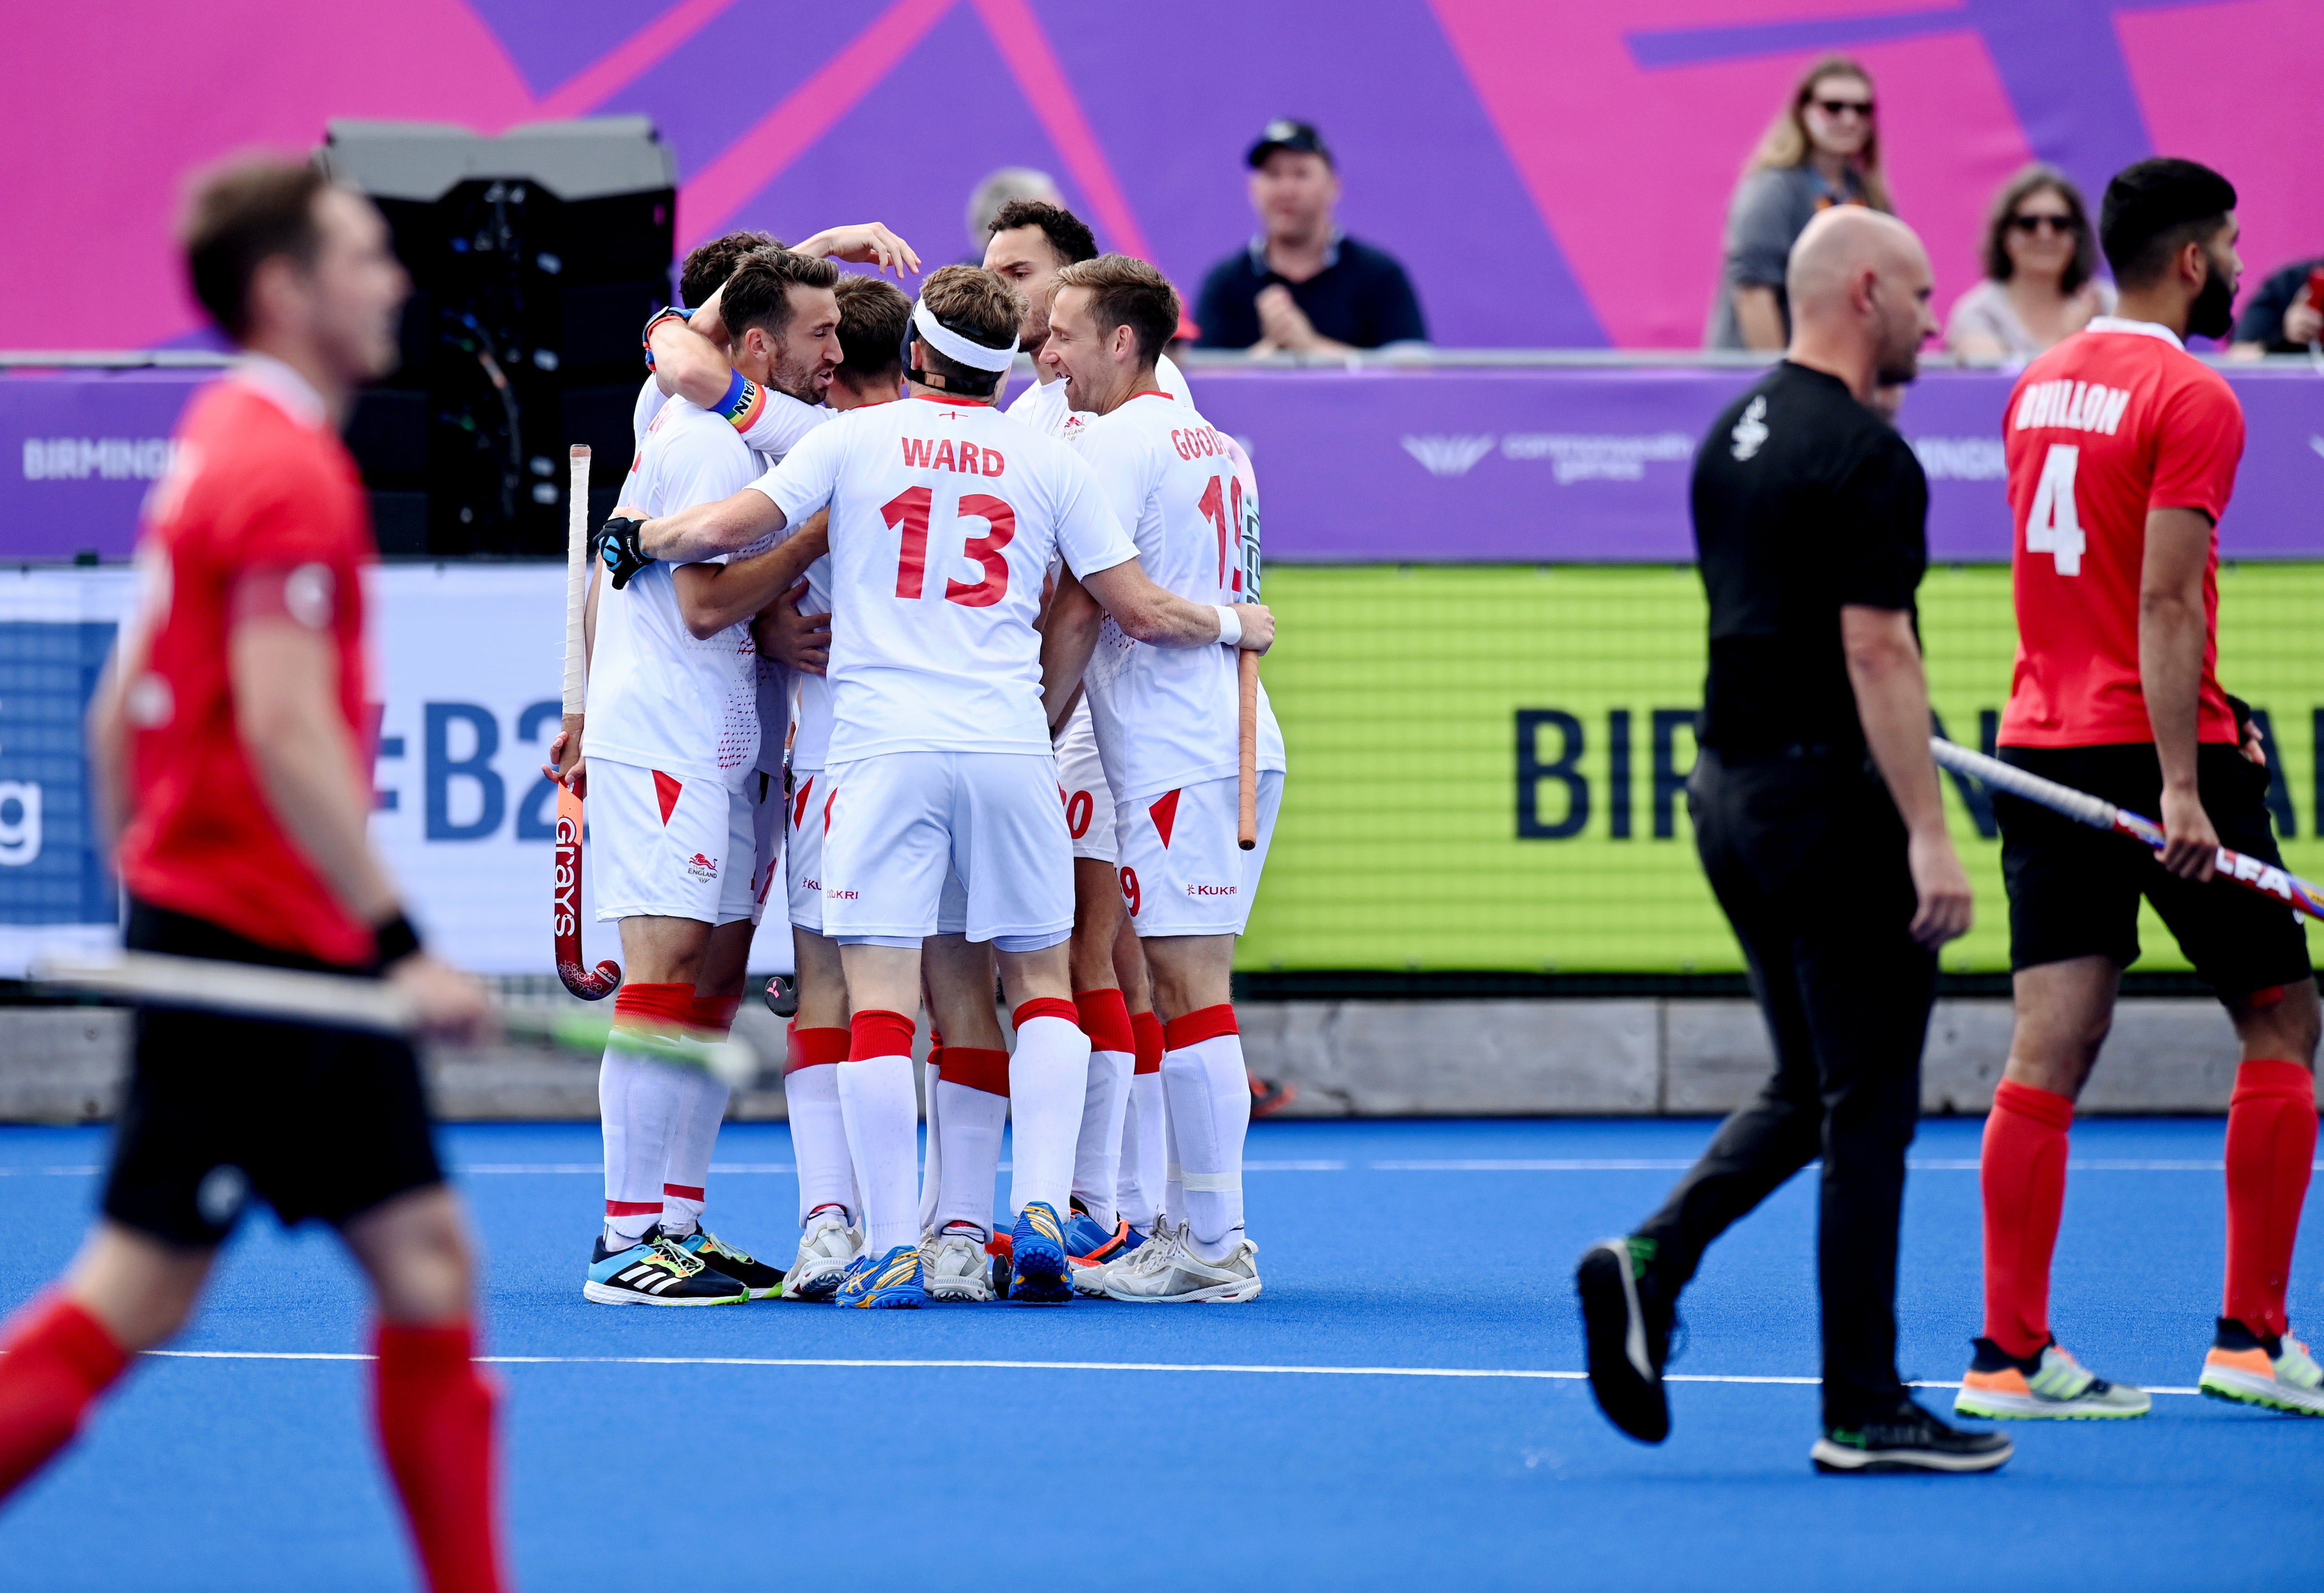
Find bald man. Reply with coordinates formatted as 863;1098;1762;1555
1576;208;2012;1475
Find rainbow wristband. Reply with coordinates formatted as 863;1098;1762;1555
717;370;765;435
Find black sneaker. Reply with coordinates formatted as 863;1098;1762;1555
1576;1237;1674;1443
667;1226;784;1299
583;1234;750;1306
1811;1397;2014;1474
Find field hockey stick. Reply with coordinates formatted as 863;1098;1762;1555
31;952;758;1086
556;444;620;999
1929;737;2324;921
1231;438;1263;852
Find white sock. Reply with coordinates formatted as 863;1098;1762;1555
1005;1013;1089;1221
1117;1071;1166;1230
600;1045;684;1247
836;1053;921;1257
1071;1043;1132;1229
918;1056;944;1236
1163;1029;1249;1252
1162;1080;1184;1230
934;1078;1007;1239
782;1061;855;1229
657;1068;730;1238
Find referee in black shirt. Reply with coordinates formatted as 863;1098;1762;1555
1575;207;2012;1475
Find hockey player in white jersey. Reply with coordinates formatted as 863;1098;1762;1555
612;265;1273;1307
985;199;1185;1268
572;252;838;1307
1038;256;1287;1303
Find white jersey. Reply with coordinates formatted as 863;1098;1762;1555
1004;351;1190;440
587;398;767;787
789;548;837;772
750;394;1137;763
632;374;830;461
1072;392;1285;802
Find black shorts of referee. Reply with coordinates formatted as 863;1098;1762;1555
100;898;445;1250
1997;742;2312;999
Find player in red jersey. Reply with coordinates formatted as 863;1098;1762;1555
0;161;506;1589
1957;159;2322;1422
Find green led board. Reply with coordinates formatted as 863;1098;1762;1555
1239;563;2324;975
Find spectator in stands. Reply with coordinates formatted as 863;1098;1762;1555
1194;119;1426;354
1708;56;1892;351
964;167;1062;260
1946;164;2113;363
2228;256;2324;356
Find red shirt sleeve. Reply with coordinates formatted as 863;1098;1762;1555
2147;370;2243;523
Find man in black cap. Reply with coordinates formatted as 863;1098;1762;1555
1192;119;1427;354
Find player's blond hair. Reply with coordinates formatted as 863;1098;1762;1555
1052;254;1180;367
915;265;1025;389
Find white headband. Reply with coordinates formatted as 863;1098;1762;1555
912;299;1018;373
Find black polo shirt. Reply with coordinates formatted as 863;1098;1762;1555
1193;233;1427;349
1692;362;1928;759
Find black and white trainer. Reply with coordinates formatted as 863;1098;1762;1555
583;1233;749;1306
1811;1397;2014;1474
1576;1236;1675;1443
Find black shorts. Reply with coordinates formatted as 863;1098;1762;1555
1996;742;2313;1003
100;899;445;1249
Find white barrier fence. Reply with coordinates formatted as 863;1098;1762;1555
0;564;794;978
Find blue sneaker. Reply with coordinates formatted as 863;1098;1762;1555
1009;1202;1073;1304
1063;1207;1128;1266
834;1244;926;1309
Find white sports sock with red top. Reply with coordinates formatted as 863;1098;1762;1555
783;1026;855;1227
658;993;740;1237
933;1047;1009;1239
1006;1001;1090;1222
838;1011;922;1257
1163;1005;1250;1256
599;983;695;1247
1072;989;1136;1230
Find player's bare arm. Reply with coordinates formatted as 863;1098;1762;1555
671;508;832;639
651;224;918;403
231;605;486;1035
636;484;804;564
2140;505;2220;880
1038;570;1104;730
755;579;831;674
1081;557;1274;651
1841;603;1972;947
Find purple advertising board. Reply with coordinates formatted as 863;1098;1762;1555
7;364;2320;566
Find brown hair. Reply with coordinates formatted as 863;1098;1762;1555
1051;254;1180;367
987;199;1097;266
1746;54;1891;213
833;273;912;380
1981;163;2096;293
914;265;1025;390
720;249;841;341
679;230;779;309
181;157;329;340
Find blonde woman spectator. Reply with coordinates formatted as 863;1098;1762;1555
1946;165;2113;363
1708;55;1892;350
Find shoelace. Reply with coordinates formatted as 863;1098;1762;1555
696;1229;756;1266
647;1237;707;1277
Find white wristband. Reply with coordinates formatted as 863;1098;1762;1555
1215;605;1241;646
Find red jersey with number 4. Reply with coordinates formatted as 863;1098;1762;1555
116;364;379;965
1998;319;2243;749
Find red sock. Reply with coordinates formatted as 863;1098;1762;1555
0;1294;128;1500
373;1321;505;1593
1130;1011;1164;1077
1981;1079;2075;1359
2223;1059;2318;1340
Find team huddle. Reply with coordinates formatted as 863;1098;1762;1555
556;201;1283;1309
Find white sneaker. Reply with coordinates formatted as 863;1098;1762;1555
1105;1229;1261;1303
920;1231;996;1302
783;1211;861;1302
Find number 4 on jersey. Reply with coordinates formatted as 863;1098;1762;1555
2025;443;2085;576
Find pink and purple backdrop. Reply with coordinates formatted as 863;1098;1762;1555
8;0;2320;352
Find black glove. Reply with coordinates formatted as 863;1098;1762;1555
595;516;653;591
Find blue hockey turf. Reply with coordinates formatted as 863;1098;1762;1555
0;1116;2317;1591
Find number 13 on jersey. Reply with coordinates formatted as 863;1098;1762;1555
2025;443;2084;576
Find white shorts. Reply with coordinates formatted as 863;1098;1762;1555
1055;698;1116;864
592;757;760;926
1115;771;1284;938
822;751;1071;950
787;766;965;939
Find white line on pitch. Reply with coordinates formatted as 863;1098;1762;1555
133;1348;2200;1394
12;1159;2311;1179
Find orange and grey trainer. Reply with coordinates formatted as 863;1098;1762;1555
2199;1318;2324;1416
1953;1337;2150;1420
